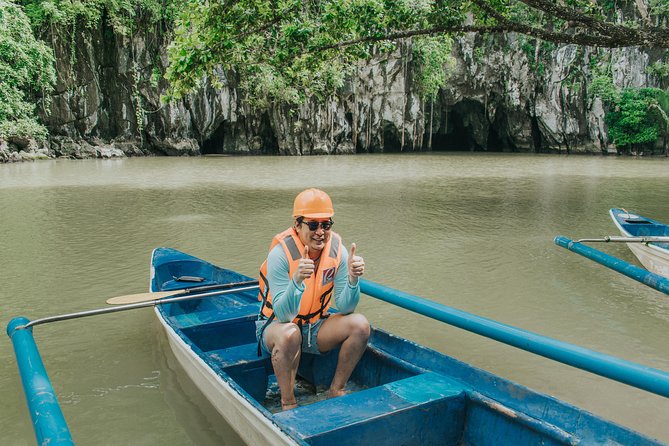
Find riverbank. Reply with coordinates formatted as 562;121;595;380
0;136;205;163
3;135;668;163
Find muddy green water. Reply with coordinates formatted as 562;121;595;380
1;154;669;444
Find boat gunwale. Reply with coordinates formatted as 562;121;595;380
610;208;669;252
154;300;303;446
149;248;304;445
150;246;668;446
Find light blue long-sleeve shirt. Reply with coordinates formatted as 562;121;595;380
266;243;360;323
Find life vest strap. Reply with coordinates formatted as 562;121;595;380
259;271;270;306
293;285;333;324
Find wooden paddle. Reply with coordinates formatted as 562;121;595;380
575;236;669;243
106;280;260;305
14;283;262;331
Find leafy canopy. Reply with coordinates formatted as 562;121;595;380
165;0;458;106
165;0;669;104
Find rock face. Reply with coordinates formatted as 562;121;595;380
24;16;666;159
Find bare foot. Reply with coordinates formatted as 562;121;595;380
326;388;348;399
281;402;298;411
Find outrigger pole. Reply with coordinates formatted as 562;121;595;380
9;268;669;444
554;235;669;297
6;283;260;445
360;280;669;400
575;236;669;244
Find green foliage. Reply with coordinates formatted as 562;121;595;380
164;0;458;106
0;0;55;140
603;87;668;149
412;35;454;99
647;59;669;81
519;38;556;77
19;0;177;34
657;88;669;112
590;74;619;103
649;0;669;16
591;68;669;150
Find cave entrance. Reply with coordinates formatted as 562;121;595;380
382;120;403;153
201;115;279;155
430;100;486;151
486;109;517;152
201;123;227;155
531;116;543;152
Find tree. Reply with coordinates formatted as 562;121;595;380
165;0;669;103
604;88;668;153
648;92;669;154
0;0;55;140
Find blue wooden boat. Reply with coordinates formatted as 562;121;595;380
147;247;665;445
610;208;669;279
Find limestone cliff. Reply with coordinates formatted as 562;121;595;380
16;14;667;160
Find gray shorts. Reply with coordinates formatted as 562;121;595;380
255;317;326;356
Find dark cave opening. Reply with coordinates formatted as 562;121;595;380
201;115;279;155
531;116;543;152
427;101;527;153
430;100;486;152
382;120;403;153
486;110;517;152
201;122;227;155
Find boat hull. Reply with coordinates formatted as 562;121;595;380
610;208;669;279
155;309;298;446
150;247;664;446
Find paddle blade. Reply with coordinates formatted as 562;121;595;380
106;289;184;305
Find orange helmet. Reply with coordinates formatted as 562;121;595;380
292;188;334;218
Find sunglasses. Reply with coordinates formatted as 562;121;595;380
300;220;334;231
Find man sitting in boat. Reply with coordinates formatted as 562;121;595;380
257;188;370;411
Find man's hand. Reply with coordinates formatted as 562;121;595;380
294;245;314;286
348;243;365;285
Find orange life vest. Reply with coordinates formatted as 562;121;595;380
258;228;343;325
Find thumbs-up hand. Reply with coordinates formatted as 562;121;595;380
348;243;365;285
294;245;315;286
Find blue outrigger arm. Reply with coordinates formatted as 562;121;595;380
7;317;74;445
554;235;669;297
360;280;669;399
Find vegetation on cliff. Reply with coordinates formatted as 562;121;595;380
0;0;55;140
20;0;176;33
2;0;175;142
592;75;669;152
2;0;669;153
164;0;669;101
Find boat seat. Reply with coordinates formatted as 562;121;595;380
273;372;466;446
204;342;271;403
462;392;579;445
169;304;260;352
206;342;265;368
167;303;259;329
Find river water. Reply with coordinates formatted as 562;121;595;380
1;153;669;445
